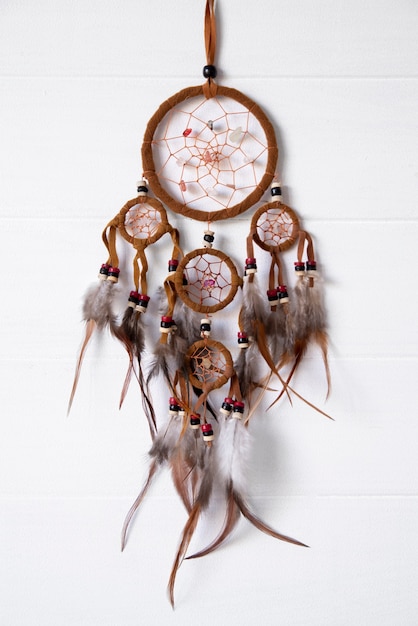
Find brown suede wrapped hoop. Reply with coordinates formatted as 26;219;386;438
251;201;300;253
174;247;243;314
142;84;278;222
185;338;234;391
107;196;172;250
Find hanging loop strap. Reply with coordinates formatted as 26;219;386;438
202;0;218;98
204;0;217;66
297;230;315;263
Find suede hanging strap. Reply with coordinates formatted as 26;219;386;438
204;0;217;67
203;0;218;98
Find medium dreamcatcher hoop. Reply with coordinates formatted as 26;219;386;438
186;338;234;391
174;247;242;314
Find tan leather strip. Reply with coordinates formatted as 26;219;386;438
204;0;216;66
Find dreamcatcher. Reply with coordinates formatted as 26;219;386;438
70;0;330;607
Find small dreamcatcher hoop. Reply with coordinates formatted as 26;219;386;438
186;338;234;391
174;247;243;314
251;200;300;253
109;194;172;249
142;84;278;222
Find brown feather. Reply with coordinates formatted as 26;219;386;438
67;318;96;414
186;486;240;559
234;491;308;547
120;459;158;551
168;503;201;608
167;446;214;607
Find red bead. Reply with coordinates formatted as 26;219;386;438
245;258;256;264
161;316;173;323
201;423;212;433
183;128;192;137
278;285;287;293
139;294;150;302
169;397;178;405
267;289;278;297
130;290;140;299
168;259;179;266
237;331;248;339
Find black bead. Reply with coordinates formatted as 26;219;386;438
271;186;282;196
128;294;140;305
137;185;148;194
203;64;217;79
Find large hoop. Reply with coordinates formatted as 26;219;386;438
142;84;278;222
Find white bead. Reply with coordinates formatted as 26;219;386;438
136;180;148;196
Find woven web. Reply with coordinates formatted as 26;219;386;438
189;343;228;387
183;254;232;308
152;95;269;214
124;202;163;239
256;207;297;248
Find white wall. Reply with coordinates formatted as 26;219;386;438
1;1;417;624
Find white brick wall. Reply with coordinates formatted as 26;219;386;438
1;1;417;623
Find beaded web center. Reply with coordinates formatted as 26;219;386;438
125;203;163;239
256;207;297;248
189;343;228;387
183;254;232;307
151;95;269;214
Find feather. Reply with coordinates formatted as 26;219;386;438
168;445;214;607
121;413;182;551
173;299;201;348
234;491;308;547
187;416;306;559
234;341;260;402
68;280;118;414
281;272;330;397
239;276;268;336
235;276;269;402
170;426;203;513
120;459;158;551
118;305;157;439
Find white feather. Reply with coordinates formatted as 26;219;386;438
216;417;251;495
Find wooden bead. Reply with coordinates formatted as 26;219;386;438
107;267;120;283
203;65;217;78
